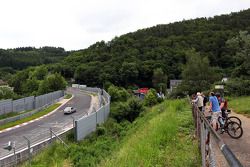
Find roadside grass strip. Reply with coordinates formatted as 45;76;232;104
0;112;19;120
99;100;200;167
64;93;72;99
0;109;33;121
0;103;61;131
228;96;250;116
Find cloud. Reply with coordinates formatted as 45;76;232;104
0;0;249;50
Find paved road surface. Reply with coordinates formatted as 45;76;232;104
0;88;91;158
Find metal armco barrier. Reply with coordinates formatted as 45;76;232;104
192;103;243;167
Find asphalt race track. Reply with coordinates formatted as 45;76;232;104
0;88;91;158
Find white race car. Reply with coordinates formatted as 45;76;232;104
64;107;76;114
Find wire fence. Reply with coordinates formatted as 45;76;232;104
191;100;243;167
0;127;72;167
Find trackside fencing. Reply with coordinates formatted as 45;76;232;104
191;102;243;167
0;91;64;116
0;91;64;126
74;89;111;141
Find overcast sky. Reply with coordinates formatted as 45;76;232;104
0;0;249;51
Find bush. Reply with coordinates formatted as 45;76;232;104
0;86;19;100
144;89;158;106
111;102;129;122
108;85;130;102
126;98;144;122
96;125;106;136
111;98;144;123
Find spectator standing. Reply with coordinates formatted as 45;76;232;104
209;92;221;130
216;93;228;118
201;92;207;112
192;92;204;112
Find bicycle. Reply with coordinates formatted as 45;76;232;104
218;114;243;139
207;113;243;139
222;109;242;126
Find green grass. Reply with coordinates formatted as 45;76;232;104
0;109;33;121
0;103;61;131
228;96;250;116
22;142;71;167
64;93;72;99
99;100;200;167
23;99;200;167
0;112;19;120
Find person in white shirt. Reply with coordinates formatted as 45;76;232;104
192;92;204;112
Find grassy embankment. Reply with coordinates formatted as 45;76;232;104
24;99;200;167
0;103;61;131
228;96;250;117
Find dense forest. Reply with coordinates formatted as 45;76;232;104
0;47;70;80
55;9;250;88
2;9;250;97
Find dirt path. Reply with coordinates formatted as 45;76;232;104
203;106;250;166
220;112;250;167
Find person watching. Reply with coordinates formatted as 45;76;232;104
192;92;204;112
216;93;227;118
209;92;221;130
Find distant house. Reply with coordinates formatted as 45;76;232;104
132;88;149;100
169;80;182;92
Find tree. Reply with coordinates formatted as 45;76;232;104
22;78;40;96
180;49;220;94
107;85;130;102
9;69;30;94
31;66;48;80
119;62;138;87
0;87;18;100
144;88;158;106
152;68;167;93
38;73;67;94
226;31;250;79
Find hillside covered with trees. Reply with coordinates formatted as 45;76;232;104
4;9;250;97
46;9;250;94
0;47;70;81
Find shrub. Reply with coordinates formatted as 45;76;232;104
144;88;158;106
96;125;106;136
111;98;144;123
0;86;19;100
108;85;130;102
126;98;144;122
111;102;129;122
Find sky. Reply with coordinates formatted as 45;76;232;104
0;0;249;51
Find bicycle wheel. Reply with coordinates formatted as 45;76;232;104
227;122;243;139
227;116;242;126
